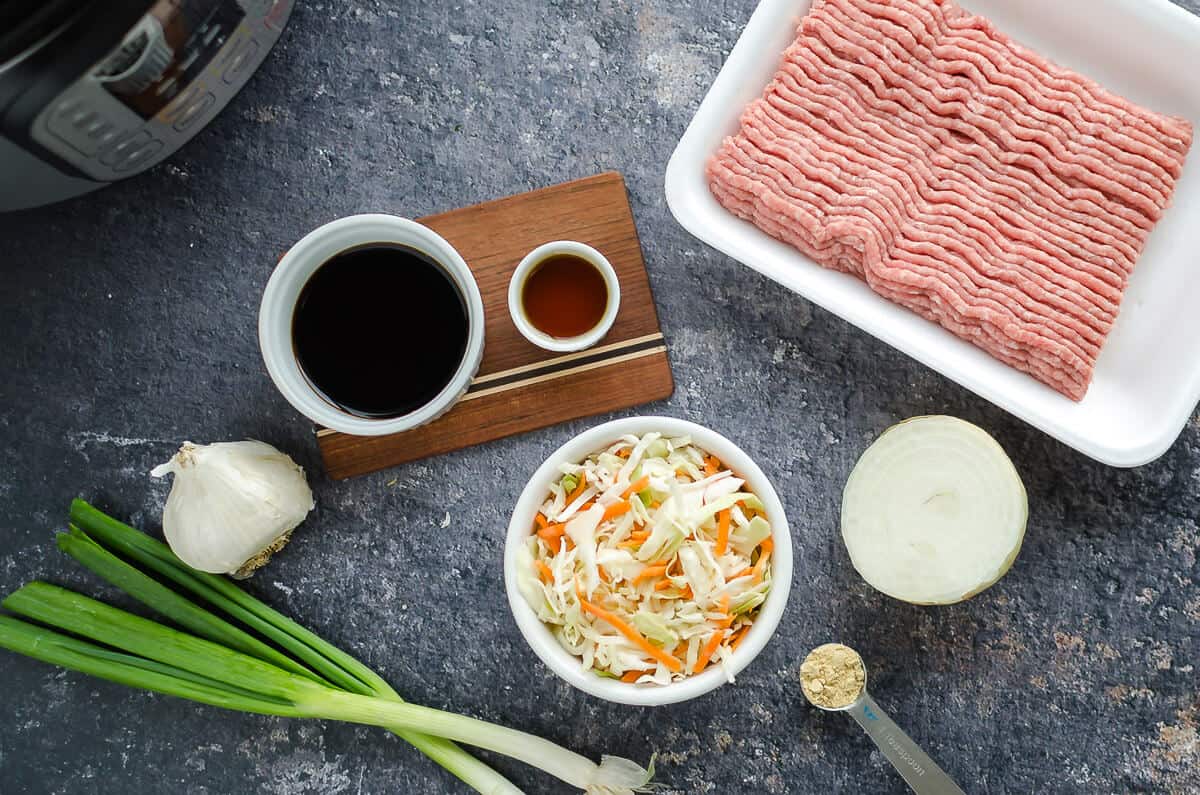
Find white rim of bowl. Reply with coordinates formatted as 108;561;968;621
503;415;792;706
507;240;621;353
258;214;485;436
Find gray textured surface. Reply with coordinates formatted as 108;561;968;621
1;1;1199;793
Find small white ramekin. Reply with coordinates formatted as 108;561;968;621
258;214;485;436
507;240;621;353
504;416;793;706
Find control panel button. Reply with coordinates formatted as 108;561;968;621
172;92;216;132
45;100;124;157
94;129;120;150
222;38;260;84
162;84;200;121
99;130;152;166
112;140;164;173
54;98;81;116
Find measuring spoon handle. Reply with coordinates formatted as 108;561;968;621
846;693;966;795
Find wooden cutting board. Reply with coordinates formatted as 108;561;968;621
316;172;674;479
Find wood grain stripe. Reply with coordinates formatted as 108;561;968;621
469;332;665;386
461;344;668;401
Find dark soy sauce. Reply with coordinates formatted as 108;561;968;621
292;244;468;418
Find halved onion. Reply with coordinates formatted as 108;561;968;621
841;416;1027;605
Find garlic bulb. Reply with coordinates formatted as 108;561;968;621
151;440;315;577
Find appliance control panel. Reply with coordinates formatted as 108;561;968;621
31;0;293;181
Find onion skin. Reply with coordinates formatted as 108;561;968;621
840;416;1028;605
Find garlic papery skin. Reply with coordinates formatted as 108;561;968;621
150;440;315;576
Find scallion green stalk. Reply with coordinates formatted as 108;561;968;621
57;526;323;683
65;501;522;795
0;616;305;717
4;583;323;703
0;581;653;793
69;500;379;695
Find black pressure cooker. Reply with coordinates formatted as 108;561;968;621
0;0;293;211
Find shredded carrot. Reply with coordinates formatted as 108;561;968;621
622;475;650;499
649;500;662;509
672;641;689;658
598;566;611;583
537;524;565;541
603;501;632;521
621;670;648;683
715;508;731;556
578;501;595;514
577;592;682;673
731;566;754;580
564;536;575;551
730;626;751;652
715;594;734;628
567;476;588;504
681;585;693;600
752;536;774;583
693;629;726;674
548;536;562;555
534;513;549;529
633;564;667;584
704;455;720;476
629;528;651;541
534;560;554;583
616;448;631;458
617;539;642;550
653;579;673;591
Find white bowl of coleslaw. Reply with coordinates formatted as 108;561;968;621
504;416;792;706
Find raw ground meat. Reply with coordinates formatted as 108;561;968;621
706;0;1193;400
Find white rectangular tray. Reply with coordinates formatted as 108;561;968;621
665;0;1200;467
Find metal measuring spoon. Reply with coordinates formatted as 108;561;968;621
801;644;966;795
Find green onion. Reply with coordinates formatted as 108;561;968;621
0;615;304;716
57;526;322;683
69;500;381;695
66;502;518;794
4;583;333;704
0;501;656;794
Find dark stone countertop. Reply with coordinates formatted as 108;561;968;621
1;2;1197;793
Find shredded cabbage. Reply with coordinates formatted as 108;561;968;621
520;433;774;684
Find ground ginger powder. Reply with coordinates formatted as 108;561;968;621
800;643;866;708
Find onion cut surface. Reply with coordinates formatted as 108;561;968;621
841;416;1027;604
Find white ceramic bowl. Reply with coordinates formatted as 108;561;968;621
507;240;621;353
666;0;1200;467
504;416;792;706
259;214;485;436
